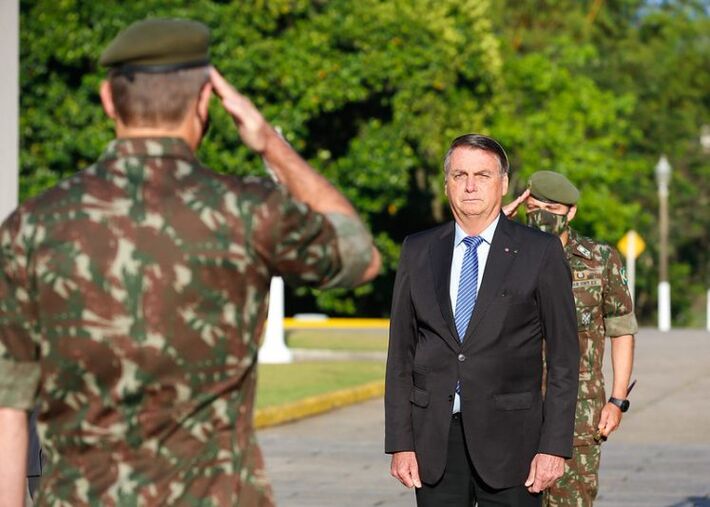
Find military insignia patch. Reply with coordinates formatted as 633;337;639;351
581;312;592;326
576;244;592;259
573;279;602;288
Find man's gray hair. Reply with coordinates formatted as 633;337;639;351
109;66;209;128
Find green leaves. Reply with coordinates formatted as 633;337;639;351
20;1;708;322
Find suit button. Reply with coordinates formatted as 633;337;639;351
458;353;466;362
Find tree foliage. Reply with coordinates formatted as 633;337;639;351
19;1;709;324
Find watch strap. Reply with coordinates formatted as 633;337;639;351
608;396;629;412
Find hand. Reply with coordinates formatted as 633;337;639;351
390;451;422;489
524;453;565;493
502;189;531;218
209;67;271;153
597;402;623;438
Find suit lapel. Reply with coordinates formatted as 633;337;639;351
429;223;461;350
463;215;520;342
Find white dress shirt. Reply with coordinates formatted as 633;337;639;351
450;214;500;413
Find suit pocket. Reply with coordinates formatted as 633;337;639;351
412;368;427;390
410;387;430;408
494;391;533;411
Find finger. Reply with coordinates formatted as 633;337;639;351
209;67;234;98
597;412;608;430
508;189;531;214
602;418;617;436
600;414;613;435
392;459;415;488
538;471;556;492
524;459;536;487
410;462;422;489
399;466;414;488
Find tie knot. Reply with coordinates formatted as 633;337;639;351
463;236;484;249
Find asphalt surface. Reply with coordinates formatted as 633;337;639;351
259;329;710;506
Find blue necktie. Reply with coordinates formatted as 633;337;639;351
454;236;484;341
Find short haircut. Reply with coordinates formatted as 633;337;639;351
109;66;209;128
443;134;510;176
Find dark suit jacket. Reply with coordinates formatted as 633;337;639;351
385;214;579;489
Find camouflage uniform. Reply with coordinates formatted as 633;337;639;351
0;137;372;506
544;228;637;506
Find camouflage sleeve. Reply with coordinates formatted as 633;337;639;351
253;186;372;289
602;245;639;337
320;213;373;289
0;210;41;410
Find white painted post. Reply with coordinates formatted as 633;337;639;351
259;277;293;364
658;282;671;332
626;233;636;305
0;0;19;221
656;156;672;332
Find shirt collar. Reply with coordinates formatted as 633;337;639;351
454;214;500;247
98;137;198;163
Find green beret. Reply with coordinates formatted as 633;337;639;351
100;19;210;72
528;171;580;205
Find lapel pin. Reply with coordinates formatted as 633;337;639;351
504;247;510;252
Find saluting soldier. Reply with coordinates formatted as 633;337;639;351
506;171;637;506
0;18;379;506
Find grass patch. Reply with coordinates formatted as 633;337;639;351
286;329;388;352
256;360;385;409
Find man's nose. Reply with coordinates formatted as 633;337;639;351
465;177;477;192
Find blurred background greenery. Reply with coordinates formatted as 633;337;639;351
19;0;709;326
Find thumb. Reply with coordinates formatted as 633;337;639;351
525;457;537;487
410;459;422;488
598;411;608;430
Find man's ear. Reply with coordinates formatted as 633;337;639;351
99;80;118;120
567;205;577;222
501;172;510;196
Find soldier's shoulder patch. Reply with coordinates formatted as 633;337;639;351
575;244;592;259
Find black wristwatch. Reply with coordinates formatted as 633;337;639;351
608;397;630;412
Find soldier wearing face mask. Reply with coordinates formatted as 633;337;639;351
504;171;638;507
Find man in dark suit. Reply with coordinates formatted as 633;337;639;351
385;134;579;506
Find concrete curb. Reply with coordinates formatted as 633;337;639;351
254;380;384;429
284;318;389;330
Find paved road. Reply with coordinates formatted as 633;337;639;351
259;329;710;506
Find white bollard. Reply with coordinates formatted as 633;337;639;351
259;277;293;364
658;281;671;332
626;234;636;305
0;0;19;221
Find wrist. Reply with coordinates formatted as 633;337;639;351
608;396;630;412
255;123;277;156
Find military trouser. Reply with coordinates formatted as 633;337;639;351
543;444;601;507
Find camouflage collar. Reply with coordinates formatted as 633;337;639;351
99;137;198;163
565;228;594;260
